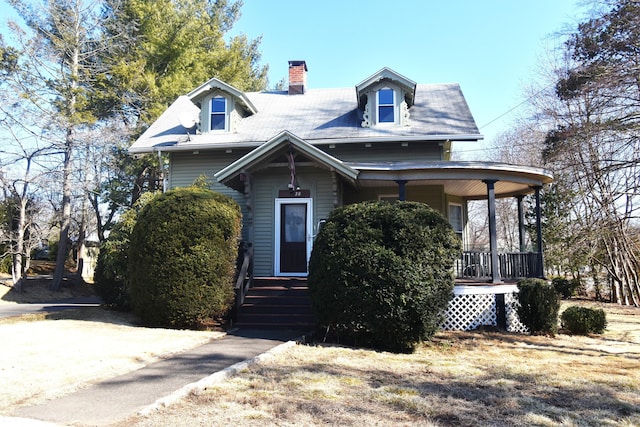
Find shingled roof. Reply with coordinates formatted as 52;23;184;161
129;80;482;154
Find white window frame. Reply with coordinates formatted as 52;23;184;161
376;87;396;125
207;95;229;132
448;203;464;237
274;198;313;277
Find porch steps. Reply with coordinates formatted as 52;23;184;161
234;278;316;330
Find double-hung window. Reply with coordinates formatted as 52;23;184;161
449;203;463;239
377;88;395;123
210;96;227;131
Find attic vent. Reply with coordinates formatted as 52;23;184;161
288;60;307;95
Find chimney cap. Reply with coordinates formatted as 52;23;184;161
288;60;308;71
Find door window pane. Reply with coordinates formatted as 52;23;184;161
284;204;306;243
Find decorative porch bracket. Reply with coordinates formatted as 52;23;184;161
483;179;502;284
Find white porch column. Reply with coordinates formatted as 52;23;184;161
483;179;502;284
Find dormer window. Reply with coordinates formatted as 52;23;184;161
377;88;395;123
210;96;227;131
356;68;416;128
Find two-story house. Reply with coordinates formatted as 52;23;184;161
129;61;552;331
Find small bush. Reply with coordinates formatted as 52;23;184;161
308;201;460;353
552;276;580;299
127;187;241;328
516;278;560;335
561;306;607;335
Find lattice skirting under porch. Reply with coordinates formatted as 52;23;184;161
441;285;527;333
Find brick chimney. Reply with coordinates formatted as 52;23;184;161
288;60;307;95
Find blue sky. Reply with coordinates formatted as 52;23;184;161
231;0;584;158
0;0;585;158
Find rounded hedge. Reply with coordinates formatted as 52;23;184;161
127;187;241;328
561;306;607;335
308;201;460;353
516;278;560;336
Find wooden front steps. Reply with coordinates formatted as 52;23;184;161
234;277;316;330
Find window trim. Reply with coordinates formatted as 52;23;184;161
448;203;464;237
209;95;228;131
376;87;396;125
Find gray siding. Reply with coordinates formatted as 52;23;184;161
169;150;250;188
343;184;445;215
251;165;338;277
169;150;251;240
318;142;443;162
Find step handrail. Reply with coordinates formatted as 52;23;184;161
234;242;253;313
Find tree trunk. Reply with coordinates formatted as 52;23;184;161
76;197;86;282
51;132;73;291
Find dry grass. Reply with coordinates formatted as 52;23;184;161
2;275;638;426
0;262;94;305
121;301;640;427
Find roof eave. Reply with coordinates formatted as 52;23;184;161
127;133;485;154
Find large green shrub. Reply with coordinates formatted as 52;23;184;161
308;201;460;353
127;187;241;328
561;306;607;335
94;192;157;310
516;278;561;335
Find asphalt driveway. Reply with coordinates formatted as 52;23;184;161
0;297;102;319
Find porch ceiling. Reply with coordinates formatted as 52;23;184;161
349;161;553;199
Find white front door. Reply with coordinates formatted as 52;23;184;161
274;198;313;276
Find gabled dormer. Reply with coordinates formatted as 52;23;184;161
355;67;417;128
187;78;257;134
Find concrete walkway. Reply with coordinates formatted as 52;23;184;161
7;328;305;426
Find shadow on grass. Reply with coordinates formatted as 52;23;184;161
42;306;145;327
1;275;94;303
253;339;640;426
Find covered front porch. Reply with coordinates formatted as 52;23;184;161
349;161;554;283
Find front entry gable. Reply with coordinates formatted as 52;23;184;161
214;131;359;191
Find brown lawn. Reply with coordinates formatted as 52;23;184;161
2;275;639;427
118;301;640;427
